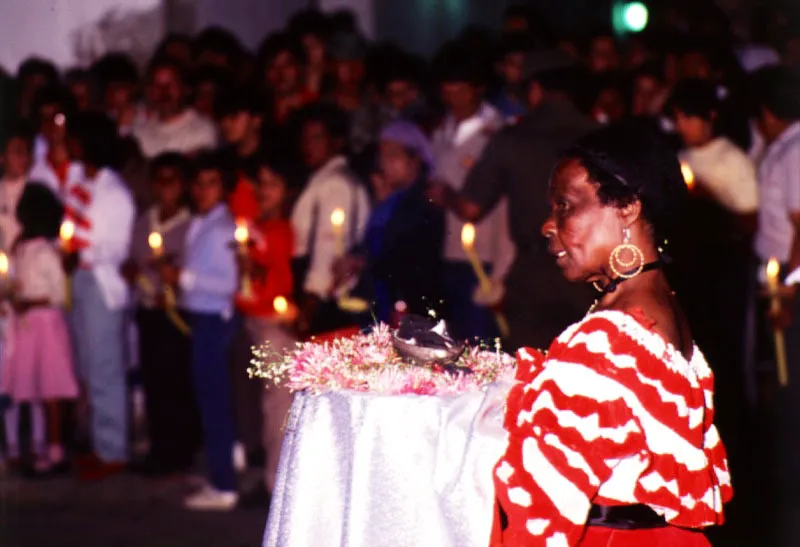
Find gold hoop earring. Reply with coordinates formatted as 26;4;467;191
609;227;644;279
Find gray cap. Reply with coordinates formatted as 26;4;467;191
522;49;575;81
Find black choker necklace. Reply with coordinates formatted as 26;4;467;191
588;261;662;314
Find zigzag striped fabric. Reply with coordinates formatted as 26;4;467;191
491;310;732;546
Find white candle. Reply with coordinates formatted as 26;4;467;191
59;220;75;251
680;162;695;191
273;296;289;316
460;223;492;292
767;258;789;386
331;208;346;257
235;219;253;300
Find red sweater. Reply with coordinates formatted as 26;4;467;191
492;310;732;546
235;218;294;318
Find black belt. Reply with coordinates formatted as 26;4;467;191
587;504;668;530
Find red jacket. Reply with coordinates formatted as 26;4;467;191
235;218;294;318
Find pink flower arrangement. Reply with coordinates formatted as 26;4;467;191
250;324;516;396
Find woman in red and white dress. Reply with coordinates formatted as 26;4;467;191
492;123;732;546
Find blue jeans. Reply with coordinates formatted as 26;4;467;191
71;270;128;462
441;261;499;343
188;311;237;492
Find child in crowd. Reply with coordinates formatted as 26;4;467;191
124;152;198;476
159;151;239;510
235;153;295;500
2;183;78;475
0;126;33;252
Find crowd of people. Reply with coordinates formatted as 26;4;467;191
0;0;797;521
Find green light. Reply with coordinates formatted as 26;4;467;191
623;2;648;32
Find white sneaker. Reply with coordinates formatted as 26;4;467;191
184;486;239;511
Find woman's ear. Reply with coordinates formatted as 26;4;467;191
618;198;642;228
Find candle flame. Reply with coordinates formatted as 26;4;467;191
767;258;780;281
680;162;695;190
60;220;75;241
0;252;9;275
234;220;249;244
273;296;289;315
148;231;163;251
461;223;476;248
330;208;346;228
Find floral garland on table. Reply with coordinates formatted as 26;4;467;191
249;324;516;396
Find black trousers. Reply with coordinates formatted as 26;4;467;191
229;318;264;457
136;307;201;469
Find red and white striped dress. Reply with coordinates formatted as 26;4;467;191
491;309;732;547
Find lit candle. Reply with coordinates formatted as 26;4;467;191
235;219;253;300
59;219;75;252
680;162;695;191
767;258;789;386
460;223;492;292
330;208;346;257
0;252;9;280
148;231;164;258
460;223;510;338
273;296;289;316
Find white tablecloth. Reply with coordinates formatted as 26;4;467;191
263;382;512;547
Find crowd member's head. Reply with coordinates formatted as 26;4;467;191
67;111;120;171
146;58;188;121
669;79;719;148
587;31;620;74
33;85;75;147
542;122;686;283
378;121;433;191
522;49;580;110
258;32;307;98
378;52;425;116
217;88;263;150
255;152;293;218
502;5;535;35
16;58;59;119
328;30;368;91
192;26;243;72
754;66;800;145
150;152;190;213
296;103;349;170
495;33;535;92
190;151;236;214
780;31;800;67
631;61;668;117
588;72;628;125
678;40;714;81
1;125;33;180
152;33;194;71
436;42;487;122
287;9;329;72
91;53;140;119
191;66;227;118
64;68;96;112
16;182;63;242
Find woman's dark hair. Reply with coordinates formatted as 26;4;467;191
293;102;350;142
16;58;59;87
564;122;687;245
16;183;64;241
254;150;300;190
668;78;719;121
91;53;139;87
68;111;120;169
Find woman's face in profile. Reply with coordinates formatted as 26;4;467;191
542;158;623;282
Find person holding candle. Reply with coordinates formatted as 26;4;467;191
63;112;135;481
291;103;370;336
492;122;731;546
428;42;514;342
123;152;198;477
27;86;76;200
2;183;78;476
332;120;444;325
232;152;296;503
158;150;239;510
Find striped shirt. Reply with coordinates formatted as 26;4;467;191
492;310;732;546
755;122;800;262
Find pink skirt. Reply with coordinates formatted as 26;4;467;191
2;308;79;401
